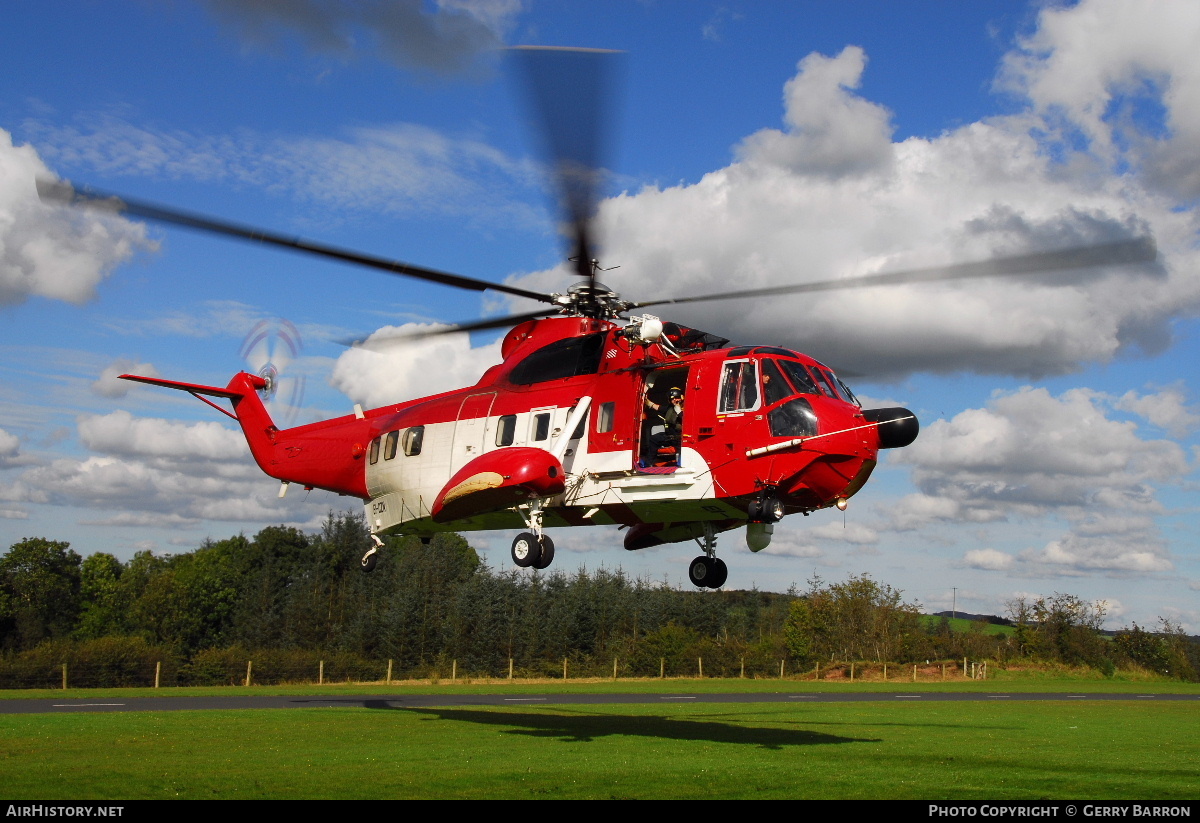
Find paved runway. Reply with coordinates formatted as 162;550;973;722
2;691;1196;714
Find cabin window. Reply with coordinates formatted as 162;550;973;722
402;426;424;456
778;359;821;396
718;360;759;413
768;398;819;437
369;437;380;464
496;414;517;446
597;401;615;433
383;430;399;460
532;412;551;441
509;332;605;385
761;359;794;406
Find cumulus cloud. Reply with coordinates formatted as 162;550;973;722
890;386;1190;574
204;0;521;75
499;2;1200;381
1113;383;1200;437
78;410;247;462
330;323;502;408
964;548;1016;571
0;129;153;306
999;0;1200;199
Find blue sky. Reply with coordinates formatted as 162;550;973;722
1;0;1197;630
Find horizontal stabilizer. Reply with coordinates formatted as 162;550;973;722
119;374;244;399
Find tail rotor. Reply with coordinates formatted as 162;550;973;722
239;318;307;425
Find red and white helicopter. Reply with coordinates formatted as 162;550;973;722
39;49;1155;588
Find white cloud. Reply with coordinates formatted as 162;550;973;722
0;129;153;306
28;116;542;227
499;4;1200;381
0;429;19;461
78;410;246;462
891;386;1189;574
91;359;160;399
998;0;1200;199
964;548;1015;571
737;47;894;179
330;323;502;408
1113;383;1200;437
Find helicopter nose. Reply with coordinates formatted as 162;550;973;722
862;407;919;449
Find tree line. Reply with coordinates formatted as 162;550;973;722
1;512;1196;686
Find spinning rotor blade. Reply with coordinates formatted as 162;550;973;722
339;308;557;349
634;237;1158;310
512;46;624;284
36;179;555;305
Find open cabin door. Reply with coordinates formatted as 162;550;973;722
637;366;691;469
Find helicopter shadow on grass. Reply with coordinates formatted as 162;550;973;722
363;701;880;749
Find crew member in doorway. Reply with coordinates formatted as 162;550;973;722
642;387;684;466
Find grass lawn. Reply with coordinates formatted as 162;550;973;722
1;691;1196;799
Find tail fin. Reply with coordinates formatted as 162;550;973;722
120;372;280;474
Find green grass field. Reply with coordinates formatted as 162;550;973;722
2;679;1197;799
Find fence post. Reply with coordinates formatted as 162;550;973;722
509;658;514;681
698;657;703;678
245;660;253;687
883;662;888;681
942;662;946;680
912;664;916;683
155;661;161;689
62;663;67;690
963;657;967;677
386;659;393;685
740;656;745;679
452;660;457;682
780;659;785;679
563;657;568;680
660;657;664;679
612;657;618;680
850;662;855;682
319;660;324;685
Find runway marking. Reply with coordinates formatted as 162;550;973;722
52;703;125;707
504;698;547;702
660;696;696;700
987;695;1011;698
788;695;817;698
1067;695;1087;698
892;695;922;699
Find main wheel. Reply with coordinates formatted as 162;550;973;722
511;532;542;568
708;558;728;589
361;552;378;573
688;556;713;587
532;536;555;569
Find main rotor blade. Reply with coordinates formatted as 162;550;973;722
36;179;556;305
511;46;624;283
338;308;558;349
633;237;1158;310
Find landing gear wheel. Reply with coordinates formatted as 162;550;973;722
360;552;378;573
532;536;555;570
708;558;728;589
689;556;713;588
511;532;542;568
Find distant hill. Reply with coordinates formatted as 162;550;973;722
932;611;1013;627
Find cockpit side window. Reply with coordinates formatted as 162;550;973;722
778;359;821;396
509;333;605;385
761;359;794;406
718;360;760;413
